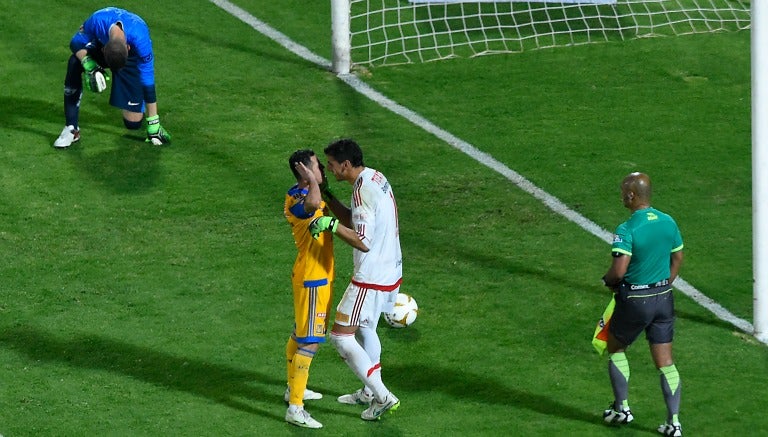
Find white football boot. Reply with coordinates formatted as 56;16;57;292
53;125;80;148
337;387;374;405
361;393;399;421
285;406;322;429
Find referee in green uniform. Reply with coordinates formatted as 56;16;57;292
601;172;685;437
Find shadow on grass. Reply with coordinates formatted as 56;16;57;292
0;95;73;141
160;21;328;72
388;363;659;434
452;245;607;296
0;325;284;422
62;140;164;194
0;95;163;194
0;95;121;144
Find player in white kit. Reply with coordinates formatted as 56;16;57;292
309;139;402;421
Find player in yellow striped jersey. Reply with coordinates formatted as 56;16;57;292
282;149;335;429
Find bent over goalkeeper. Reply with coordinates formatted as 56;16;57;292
54;7;171;148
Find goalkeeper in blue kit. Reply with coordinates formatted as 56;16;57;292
54;7;171;148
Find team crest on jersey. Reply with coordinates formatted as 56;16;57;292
371;171;385;185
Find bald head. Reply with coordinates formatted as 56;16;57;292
621;172;652;210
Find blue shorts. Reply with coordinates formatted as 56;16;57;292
109;56;145;114
78;41;145;113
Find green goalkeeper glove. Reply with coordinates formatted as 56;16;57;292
309;216;338;239
81;55;108;93
145;115;172;145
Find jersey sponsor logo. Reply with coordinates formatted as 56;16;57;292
646;211;658;221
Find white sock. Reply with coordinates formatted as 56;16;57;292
357;325;382;364
331;331;389;401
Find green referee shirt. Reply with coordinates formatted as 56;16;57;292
611;207;684;285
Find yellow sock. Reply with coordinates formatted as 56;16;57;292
285;337;299;383
288;352;314;406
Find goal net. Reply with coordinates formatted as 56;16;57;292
343;0;750;67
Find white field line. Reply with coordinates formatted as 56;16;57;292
210;0;758;340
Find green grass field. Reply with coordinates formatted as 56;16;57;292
0;1;764;435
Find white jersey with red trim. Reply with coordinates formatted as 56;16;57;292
350;167;402;290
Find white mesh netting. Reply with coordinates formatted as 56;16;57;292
349;0;751;65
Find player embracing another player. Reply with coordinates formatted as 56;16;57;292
309;138;402;421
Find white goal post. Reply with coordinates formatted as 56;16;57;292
330;0;750;73
753;2;768;343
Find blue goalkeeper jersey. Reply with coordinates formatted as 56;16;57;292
71;7;155;89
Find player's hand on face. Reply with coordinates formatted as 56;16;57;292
295;162;317;184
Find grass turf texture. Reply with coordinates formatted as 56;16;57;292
0;0;763;435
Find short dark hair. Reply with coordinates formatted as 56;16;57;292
289;149;315;181
324;139;364;167
104;38;128;70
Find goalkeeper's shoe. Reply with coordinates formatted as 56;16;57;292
284;387;323;403
337;388;374;406
361;392;399;421
53;125;80;148
658;422;682;436
603;406;634;424
285;406;322;429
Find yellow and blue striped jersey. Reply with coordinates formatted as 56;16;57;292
284;185;334;286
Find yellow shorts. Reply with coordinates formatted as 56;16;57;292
292;278;333;343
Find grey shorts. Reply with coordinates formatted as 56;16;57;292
609;287;675;346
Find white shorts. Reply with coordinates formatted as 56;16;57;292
335;283;399;328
